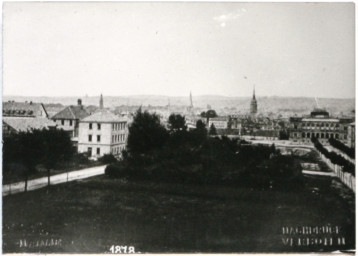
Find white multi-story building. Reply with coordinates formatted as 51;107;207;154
78;110;128;158
289;109;353;145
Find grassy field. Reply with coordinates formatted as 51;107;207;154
3;174;355;253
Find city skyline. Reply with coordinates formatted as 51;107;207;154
3;2;355;98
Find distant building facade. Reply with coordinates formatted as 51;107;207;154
288;109;353;145
78;110;128;158
208;117;229;130
347;122;355;148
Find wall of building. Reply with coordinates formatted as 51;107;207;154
209;120;228;129
78;121;127;157
53;119;79;137
289;119;350;145
347;125;355;148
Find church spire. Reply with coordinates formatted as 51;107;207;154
189;91;193;108
250;85;257;115
99;94;104;109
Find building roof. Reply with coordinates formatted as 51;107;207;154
80;110;128;123
310;108;329;117
3;101;48;118
3;117;56;132
52;105;90;120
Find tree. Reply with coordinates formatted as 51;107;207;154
206;110;218;118
203;109;218;123
189;119;208;146
168;114;187;133
209;123;217;135
98;154;118;164
41;129;74;188
127;108;169;155
3;130;43;191
279;130;289;140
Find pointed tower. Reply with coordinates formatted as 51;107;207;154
99;94;104;109
250;85;257;115
189;91;193;108
186;91;195;121
167;98;171;116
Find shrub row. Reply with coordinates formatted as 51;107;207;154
105;147;304;191
328;138;355;159
311;137;355;176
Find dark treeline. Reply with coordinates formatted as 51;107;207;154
312;137;355;176
3;129;77;189
106;109;303;190
328;138;355;159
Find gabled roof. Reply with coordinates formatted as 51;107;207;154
52;105;90;120
80;110;127;123
3;117;56;132
3;101;48;118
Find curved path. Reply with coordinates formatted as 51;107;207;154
3;165;107;196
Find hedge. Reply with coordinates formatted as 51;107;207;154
311;137;355;176
328;138;355;159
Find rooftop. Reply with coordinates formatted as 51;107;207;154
310;108;329;117
3;117;56;132
80;110;128;123
52;105;90;120
3;101;48;118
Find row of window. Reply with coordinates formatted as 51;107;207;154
112;134;126;143
294;126;341;131
88;135;101;142
55;119;74;126
292;132;347;140
112;123;126;131
89;123;101;130
88;147;100;155
301;122;339;128
111;145;125;154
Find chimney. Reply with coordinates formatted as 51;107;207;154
78;99;82;106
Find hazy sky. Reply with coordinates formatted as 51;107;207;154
3;2;355;98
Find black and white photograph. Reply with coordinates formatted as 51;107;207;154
2;2;356;253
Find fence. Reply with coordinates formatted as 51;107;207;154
318;152;355;193
3;165;107;196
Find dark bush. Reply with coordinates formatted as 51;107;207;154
105;164;130;179
98;154;117;164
